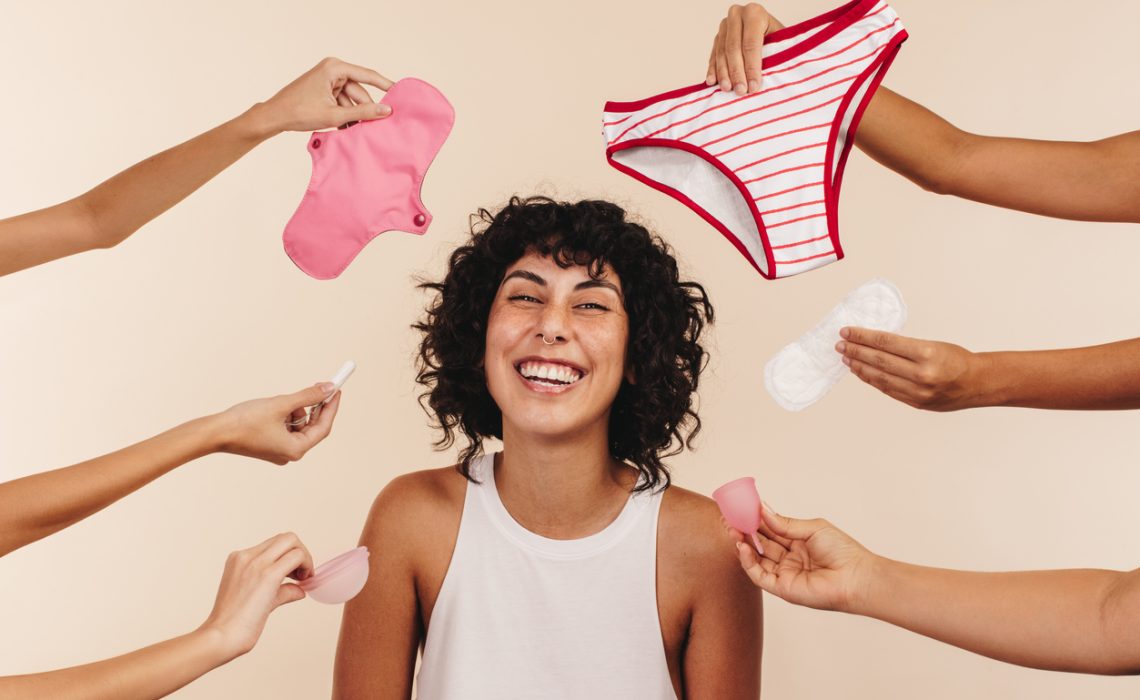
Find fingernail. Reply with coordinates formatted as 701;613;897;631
377;104;392;115
319;382;335;394
842;356;851;367
733;82;745;95
840;327;850;339
748;79;761;93
706;75;716;86
761;500;776;516
719;80;732;92
835;341;846;353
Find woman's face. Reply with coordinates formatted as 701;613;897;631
484;250;630;441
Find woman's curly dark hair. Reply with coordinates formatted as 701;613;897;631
414;196;714;492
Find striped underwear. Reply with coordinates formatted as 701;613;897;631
603;0;907;279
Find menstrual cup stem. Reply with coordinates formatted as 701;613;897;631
750;532;764;556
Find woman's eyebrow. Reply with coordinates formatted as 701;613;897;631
500;269;622;299
500;269;545;287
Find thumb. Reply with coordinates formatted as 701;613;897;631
274;582;306;608
761;506;829;542
339;102;391;125
285;383;335;411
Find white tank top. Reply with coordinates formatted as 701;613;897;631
416;452;677;700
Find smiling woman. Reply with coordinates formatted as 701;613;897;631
331;196;763;699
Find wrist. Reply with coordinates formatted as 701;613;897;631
846;551;890;616
192;622;249;665
197;411;235;455
234;102;282;144
968;351;1009;408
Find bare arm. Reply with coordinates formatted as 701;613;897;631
733;507;1140;675
838;327;1140;411
855;88;1140;223
0;383;340;558
0;58;393;277
709;4;1140;223
332;475;428;699
0;532;316;699
666;492;763;698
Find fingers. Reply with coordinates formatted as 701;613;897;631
706;33;719;86
845;357;925;405
724;6;748;95
299;390;340;446
262;533;315;581
840;327;923;360
275;582;306;607
714;22;731;92
760;506;830;542
287;407;308;432
837;338;918;379
286;383;335;412
740;4;767;92
735;541;779;591
337;61;394;92
340;101;391;125
342;80;373;105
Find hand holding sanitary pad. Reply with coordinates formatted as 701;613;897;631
765;278;907;411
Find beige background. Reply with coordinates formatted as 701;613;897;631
2;0;1138;697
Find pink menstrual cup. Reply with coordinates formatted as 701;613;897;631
297;546;370;604
712;477;764;553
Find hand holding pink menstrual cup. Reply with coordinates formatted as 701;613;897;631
712;477;764;554
297;546;370;604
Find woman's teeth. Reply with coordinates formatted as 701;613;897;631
518;361;583;385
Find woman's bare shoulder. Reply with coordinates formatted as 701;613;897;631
657;484;742;581
359;464;468;550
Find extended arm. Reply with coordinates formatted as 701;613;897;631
0;383;340;557
0;58;393;277
0;533;316;699
838;328;1140;411
732;508;1140;675
708;4;1140;223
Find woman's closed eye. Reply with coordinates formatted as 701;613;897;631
508;294;542;303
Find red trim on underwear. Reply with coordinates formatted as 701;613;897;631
822;32;908;261
606;138;779;279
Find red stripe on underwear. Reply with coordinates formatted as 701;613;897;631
733;142;826;174
603;114;634;127
766;12;898;79
765;213;827;230
775;249;837;265
606;13;900;147
758;199;826;216
752;180;824;200
710;122;830;158
608;88;718;145
665;45;885;142
698;99;842;150
630;52;867;146
674;74;858;142
770;232;832;250
743;163;823;186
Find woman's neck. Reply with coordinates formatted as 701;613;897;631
494;424;636;540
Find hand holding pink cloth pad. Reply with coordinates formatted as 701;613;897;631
283;77;455;279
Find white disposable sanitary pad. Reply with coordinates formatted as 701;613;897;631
764;278;907;411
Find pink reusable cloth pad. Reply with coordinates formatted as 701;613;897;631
298;546;371;604
283;77;455;279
